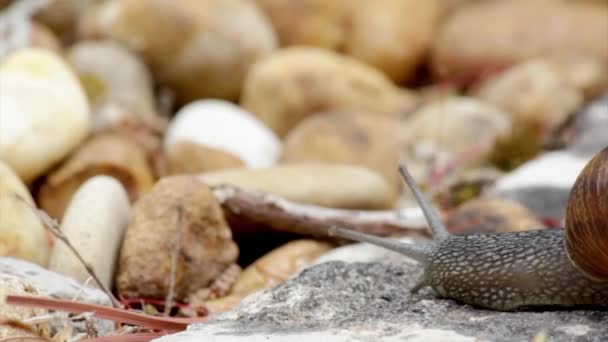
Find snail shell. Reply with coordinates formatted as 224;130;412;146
565;147;608;282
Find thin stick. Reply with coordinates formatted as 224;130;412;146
212;185;430;239
164;206;184;316
14;194;123;308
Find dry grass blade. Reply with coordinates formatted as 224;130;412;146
6;295;208;332
13;193;122;309
0;318;50;341
164;206;184;316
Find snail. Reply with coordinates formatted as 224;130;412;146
329;147;608;311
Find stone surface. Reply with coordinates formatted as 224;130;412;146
0;161;50;265
0;257;111;305
431;0;608;79
80;0;277;102
241;47;417;137
399;97;511;182
491;93;608;219
282;111;401;192
37;133;154;220
0;48;90;183
48;176;131;288
200;163;396;209
68;40;158;131
164;100;282;168
253;0;440;83
116;175;239;301
154;242;608;342
0;274;50;339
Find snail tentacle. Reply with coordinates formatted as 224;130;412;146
399;165;450;240
328;226;431;264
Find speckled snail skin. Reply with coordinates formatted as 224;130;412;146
329;147;608;311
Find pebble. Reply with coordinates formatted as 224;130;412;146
282;111;401;193
253;0;439;82
0;161;50;266
79;0;277;102
68;40;158;131
116;175;239;301
431;0;608;78
48;176;131;289
0;48;90;183
164;100;282;168
241;47;417;137
200;163;396;209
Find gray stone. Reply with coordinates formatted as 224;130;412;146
0;257;111;305
489;93;608;220
154;243;607;342
571;93;608;156
0;257;115;336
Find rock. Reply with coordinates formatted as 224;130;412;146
547;55;608;100
241;47;418;137
230;239;333;297
164;100;282;168
0;257;111;306
472;59;583;139
116;175;239;301
200;164;396;209
30;22;63;53
0;161;50;266
37;133;154;220
253;0;439;82
153;244;608;341
446;198;544;234
167;141;246;175
282;111;401;193
491;94;608;219
79;0;277;102
0;48;90;183
48;176;131;289
35;0;105;42
0;275;50;339
492;152;592;220
0;257;115;337
399;97;511;182
571;93;608;155
431;0;608;79
68;40;158;131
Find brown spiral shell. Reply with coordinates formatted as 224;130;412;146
565;147;608;282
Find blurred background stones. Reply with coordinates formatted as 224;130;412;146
0;0;607;339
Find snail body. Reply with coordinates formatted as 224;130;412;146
330;147;608;311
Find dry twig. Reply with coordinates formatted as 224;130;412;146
164;207;184;316
212;185;430;239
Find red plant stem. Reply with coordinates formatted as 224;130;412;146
6;295;208;333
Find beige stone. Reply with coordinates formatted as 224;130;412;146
0;161;50;266
79;0;277;102
200;163;396;209
116;175;239;300
282;111;401;193
241;47;417;137
254;0;439;82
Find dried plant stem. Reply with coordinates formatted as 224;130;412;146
164;207;184;316
212;185;430;239
6;295;207;332
14;194;122;308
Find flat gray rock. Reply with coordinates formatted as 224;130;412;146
155;243;608;342
0;257;111;305
490;93;608;220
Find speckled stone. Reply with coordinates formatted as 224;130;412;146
154;241;608;342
